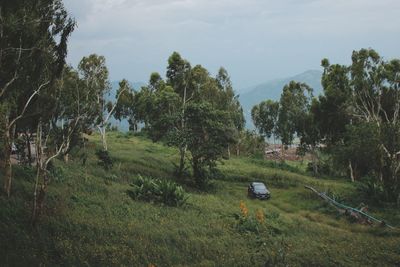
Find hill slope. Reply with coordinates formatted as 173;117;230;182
1;133;399;266
239;70;323;129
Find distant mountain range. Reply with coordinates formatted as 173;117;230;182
239;70;323;129
107;70;323;131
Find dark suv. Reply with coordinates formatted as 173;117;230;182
248;182;270;200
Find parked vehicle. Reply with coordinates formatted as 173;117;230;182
247;182;270;200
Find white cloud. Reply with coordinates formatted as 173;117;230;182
63;0;400;88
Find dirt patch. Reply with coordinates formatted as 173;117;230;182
265;144;311;161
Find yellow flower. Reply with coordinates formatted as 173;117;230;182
239;201;248;217
256;209;265;224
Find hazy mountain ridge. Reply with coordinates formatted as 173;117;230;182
239;70;323;129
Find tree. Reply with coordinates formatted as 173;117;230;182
235;130;265;158
252;100;279;140
319;49;400;201
134;52;244;185
318;61;352;144
350;49;400;197
114;80;138;131
276;81;313;157
297;98;322;176
77;54;127;152
165;52;192;175
31;76;83;223
216;67;245;158
0;0;75;196
185;102;236;187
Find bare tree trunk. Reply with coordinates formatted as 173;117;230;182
178;145;187;177
236;144;240;156
3;122;12;197
31;166;41;225
31;122;50;225
349;160;355;182
25;132;32;165
102;128;107;151
311;146;318;177
32;167;49;225
273;135;277;164
227;144;231;159
97;126;108;151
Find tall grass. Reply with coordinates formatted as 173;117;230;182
1;132;399;266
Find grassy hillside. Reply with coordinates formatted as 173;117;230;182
1;132;400;266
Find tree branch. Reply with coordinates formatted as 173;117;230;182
9;81;50;128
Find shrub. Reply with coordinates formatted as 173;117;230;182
234;201;285;235
157;179;187;206
306;157;337;177
357;177;386;203
127;175;187;206
95;149;113;170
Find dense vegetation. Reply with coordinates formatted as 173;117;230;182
1;133;400;266
1;0;400;266
252;50;400;203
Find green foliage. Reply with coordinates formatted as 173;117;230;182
95;149;114;170
306;158;333;176
129;52;244;186
317;49;400;202
357;177;386;204
127;175;187;206
236;130;266;158
185;102;236;187
252;99;279;138
1;134;400;266
113;79;139;131
277;81;313;147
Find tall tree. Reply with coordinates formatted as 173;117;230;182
318;49;400;200
114;80;138;131
165;52;192;176
216;67;245;158
252;100;279;139
77;54;127;152
31;69;83;223
277;81;313;149
350;49;400;196
185;102;236;187
0;0;75;196
134;52;244;185
297;98;322;176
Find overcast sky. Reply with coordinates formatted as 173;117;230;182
64;0;400;90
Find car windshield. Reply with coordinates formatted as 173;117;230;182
254;184;266;190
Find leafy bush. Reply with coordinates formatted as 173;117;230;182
357;177;386;203
156;179;187;206
234;201;285;235
95;149;113;170
306;161;331;176
127;175;187;206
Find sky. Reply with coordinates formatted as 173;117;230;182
64;0;400;91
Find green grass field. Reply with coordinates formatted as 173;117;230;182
1;132;400;266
